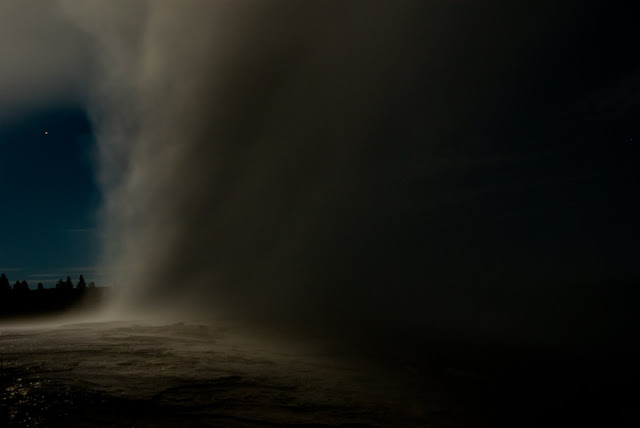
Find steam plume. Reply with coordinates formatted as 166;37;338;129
61;1;452;326
49;1;626;351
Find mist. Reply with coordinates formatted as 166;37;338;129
61;1;451;325
4;3;640;426
0;1;91;120
3;1;636;355
62;1;615;348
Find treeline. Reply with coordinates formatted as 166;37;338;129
0;273;107;319
0;273;95;292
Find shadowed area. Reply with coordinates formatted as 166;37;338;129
0;322;443;427
1;321;640;427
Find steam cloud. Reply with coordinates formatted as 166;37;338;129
5;1;623;351
0;1;90;119
60;0;460;328
62;1;586;340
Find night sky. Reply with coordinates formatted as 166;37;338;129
0;107;99;287
0;1;638;350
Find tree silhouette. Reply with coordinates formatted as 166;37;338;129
77;275;87;289
0;273;10;292
0;273;108;317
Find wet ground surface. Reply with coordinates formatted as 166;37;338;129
4;320;639;427
0;321;468;427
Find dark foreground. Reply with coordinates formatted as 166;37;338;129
0;288;108;320
1;321;639;427
0;321;439;427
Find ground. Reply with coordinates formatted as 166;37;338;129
2;320;639;427
0;320;463;427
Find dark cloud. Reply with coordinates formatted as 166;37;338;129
0;1;92;120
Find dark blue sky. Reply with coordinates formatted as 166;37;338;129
0;106;100;287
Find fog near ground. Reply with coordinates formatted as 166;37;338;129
1;320;434;426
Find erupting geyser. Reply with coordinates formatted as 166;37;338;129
2;1;640;426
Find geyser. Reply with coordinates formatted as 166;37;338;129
62;0;454;327
54;0;634;354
